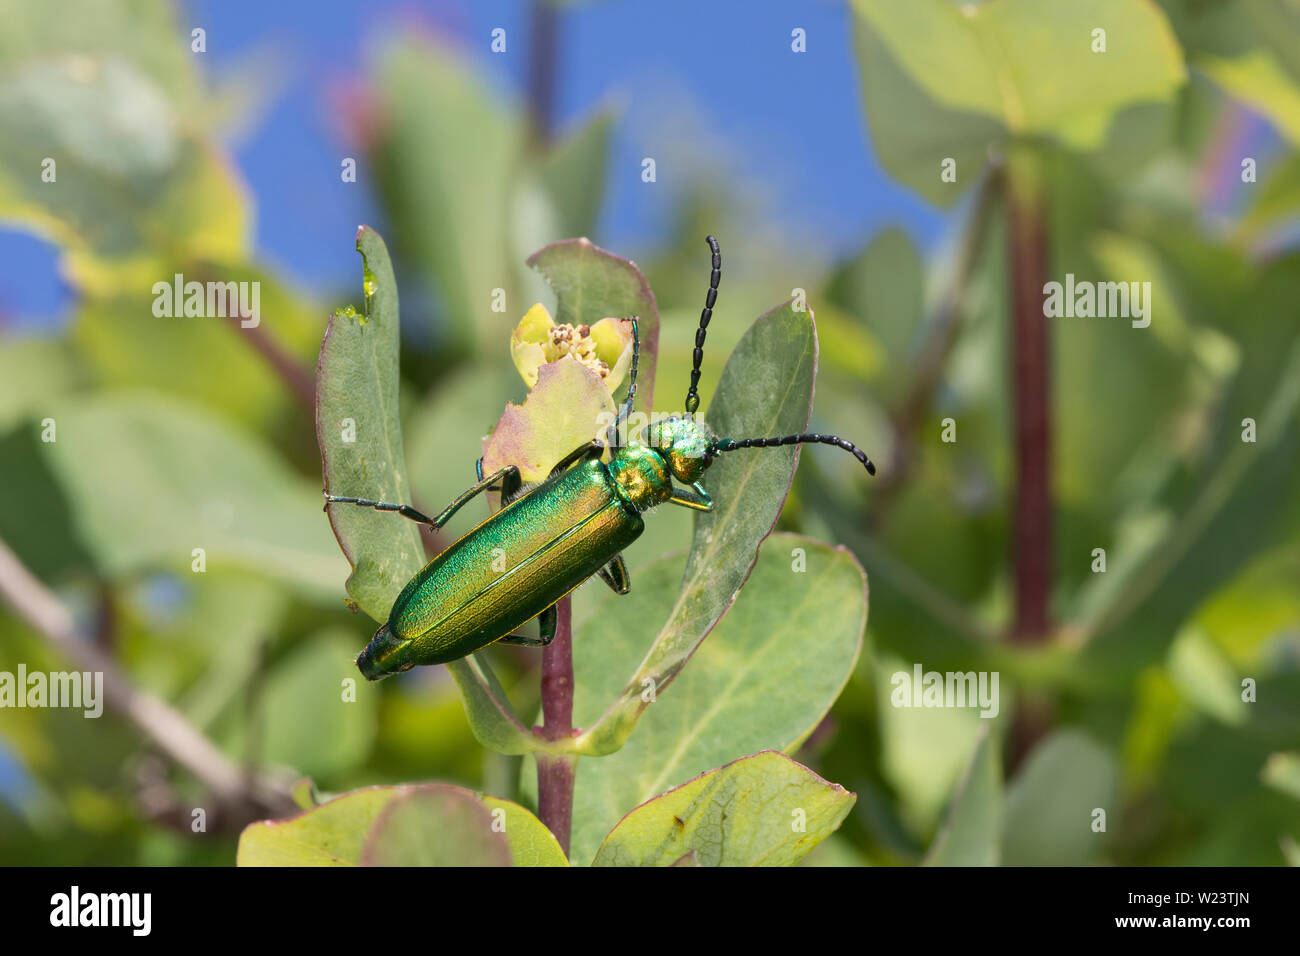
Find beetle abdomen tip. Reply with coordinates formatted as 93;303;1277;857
356;622;412;681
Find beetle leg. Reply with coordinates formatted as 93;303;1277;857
326;465;519;529
536;603;558;644
499;467;522;501
428;466;520;525
668;481;714;512
596;553;631;595
478;456;523;503
549;439;606;478
497;603;558;647
321;495;438;525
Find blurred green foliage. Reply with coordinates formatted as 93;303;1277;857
1;0;1298;865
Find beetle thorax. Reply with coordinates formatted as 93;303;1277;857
607;445;672;511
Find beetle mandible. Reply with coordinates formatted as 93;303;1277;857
326;236;876;679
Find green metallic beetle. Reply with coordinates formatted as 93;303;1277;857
326;236;876;680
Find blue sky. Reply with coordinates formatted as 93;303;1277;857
0;0;944;326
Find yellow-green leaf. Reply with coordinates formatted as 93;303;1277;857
238;784;566;866
592;752;855;867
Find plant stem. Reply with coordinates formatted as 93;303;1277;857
536;594;576;855
223;312;316;414
526;0;560;148
1004;149;1054;771
1005;153;1053;643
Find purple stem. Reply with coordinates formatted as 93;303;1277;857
1005;155;1055;771
536;595;576;855
1007;167;1053;643
526;0;559;148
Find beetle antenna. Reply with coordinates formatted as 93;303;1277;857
684;235;721;416
712;433;876;475
611;316;640;446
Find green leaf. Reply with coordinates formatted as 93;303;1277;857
317;226;535;754
444;655;536;756
238;784;565;866
1196;544;1300;669
571;300;817;756
923;726;1002;866
850;0;1186;202
480;795;570;866
1261;752;1300;803
155;574;288;729
0;423;91;582
849;8;1005;206
290;778;320;811
1001;730;1116;866
875;654;991;836
1203;49;1300;145
1238;153;1300;243
0;614;140;816
0;29;246;295
0;337;78;433
1162;0;1300;146
0;0;196;103
564;534;865;865
863;0;1185;134
1078;258;1300;675
825;227;924;402
537;109;614;240
1282;838;1300;867
73;268;321;431
237;629;377;781
238;786;403;866
591;751;855;867
1120;668;1185;792
32;392;345;596
1166;627;1248;726
360;788;511;866
526;238;661;414
371;35;521;352
1053;232;1202;515
318;226;425;622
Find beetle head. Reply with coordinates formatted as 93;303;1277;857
643;414;716;484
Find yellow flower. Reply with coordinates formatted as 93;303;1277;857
510;303;634;393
